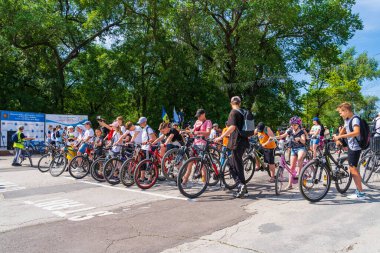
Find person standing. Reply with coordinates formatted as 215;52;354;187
374;112;380;137
12;126;34;166
215;96;250;198
333;102;366;200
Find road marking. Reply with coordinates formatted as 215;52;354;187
24;197;115;222
64;177;193;201
0;181;26;192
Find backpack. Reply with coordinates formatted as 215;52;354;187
348;115;370;150
320;125;325;137
11;133;19;143
235;109;255;138
55;130;61;138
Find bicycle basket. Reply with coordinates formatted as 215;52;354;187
370;136;380;153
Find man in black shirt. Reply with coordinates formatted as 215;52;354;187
215;96;249;198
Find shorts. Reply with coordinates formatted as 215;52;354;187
166;144;179;151
291;147;306;156
79;143;90;153
348;149;361;167
310;138;320;145
263;149;275;164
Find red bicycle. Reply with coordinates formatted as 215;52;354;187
119;144;144;187
133;144;163;190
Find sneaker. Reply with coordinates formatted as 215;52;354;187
234;184;248;198
268;178;275;183
12;163;22;166
347;190;367;200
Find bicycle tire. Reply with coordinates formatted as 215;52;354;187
68;155;90;179
49;154;67;177
334;158;352;194
275;166;288;195
299;160;331;202
90;158;106;182
221;158;238;190
120;158;137;187
244;156;255;183
177;157;209;198
103;158;122;185
38;154;52;173
161;148;188;181
207;157;221;187
359;155;380;190
134;159;159;190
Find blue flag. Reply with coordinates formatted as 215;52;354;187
173;107;180;123
162;106;169;123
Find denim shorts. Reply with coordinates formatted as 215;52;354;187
79;143;90;154
310;138;320;145
291;147;306;156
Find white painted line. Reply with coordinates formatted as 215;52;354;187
63;177;192;201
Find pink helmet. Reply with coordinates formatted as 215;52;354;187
289;116;302;126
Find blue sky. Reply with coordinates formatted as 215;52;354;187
294;0;380;104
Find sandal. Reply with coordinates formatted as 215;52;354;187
284;185;293;191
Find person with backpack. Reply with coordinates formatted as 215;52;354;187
12;126;34;166
215;96;251;198
333;102;368;200
254;122;277;183
138;117;157;183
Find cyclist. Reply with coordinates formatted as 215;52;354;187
66;126;78;143
209;123;219;139
12;126;35;166
172;122;180;131
255;122;277;183
333;102;366;200
277;116;307;190
152;122;184;158
310;117;322;158
46;125;53;144
180;109;212;187
109;121;123;156
94;128;104;157
138;117;157;183
77;121;94;156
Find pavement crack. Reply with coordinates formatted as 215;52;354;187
199;237;265;253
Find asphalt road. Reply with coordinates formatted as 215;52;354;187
0;155;379;253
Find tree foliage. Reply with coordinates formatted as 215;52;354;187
0;0;377;129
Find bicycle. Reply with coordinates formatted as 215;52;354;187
103;144;133;185
49;144;77;177
358;137;380;190
89;147;111;182
177;137;228;199
119;144;144;187
133;144;164;190
299;141;352;202
14;141;34;167
37;144;60;173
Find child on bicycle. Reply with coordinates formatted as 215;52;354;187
277;116;307;190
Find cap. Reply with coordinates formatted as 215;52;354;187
257;122;265;132
213;123;219;127
195;109;205;118
67;126;74;129
137;117;147;124
84;120;91;125
76;124;85;131
230;96;241;104
172;122;179;126
110;121;119;127
312;117;319;121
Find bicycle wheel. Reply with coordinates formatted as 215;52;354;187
275;166;291;195
38;154;53;173
120;158;137;187
334;158;352;194
49;154;67;177
360;155;380;190
68;156;90;179
221;158;238;190
161;148;188;181
177;157;210;198
208;157;221;187
134;159;159;190
244;156;255;183
103;158;122;185
90;158;106;182
299;160;331;202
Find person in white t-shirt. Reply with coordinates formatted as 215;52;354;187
109;121;123;156
209;123;219;139
78;121;94;155
310;117;322;158
137;117;156;182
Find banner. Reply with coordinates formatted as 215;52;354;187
0;110;45;148
45;114;88;133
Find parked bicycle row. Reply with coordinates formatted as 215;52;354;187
10;99;380;201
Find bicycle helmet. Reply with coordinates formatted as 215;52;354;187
289;116;302;126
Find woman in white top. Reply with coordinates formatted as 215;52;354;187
310;117;322;158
